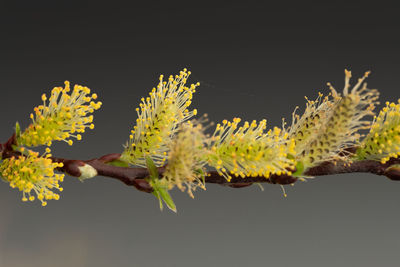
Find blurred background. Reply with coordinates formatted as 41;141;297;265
1;1;399;266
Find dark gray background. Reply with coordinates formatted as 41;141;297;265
1;1;399;266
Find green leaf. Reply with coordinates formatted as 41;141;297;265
145;156;159;179
146;156;177;212
106;159;130;167
158;187;177;213
152;190;164;211
150;180;177;213
292;161;304;177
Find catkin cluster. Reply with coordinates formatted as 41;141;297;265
1;68;400;209
1;81;101;205
120;69;393;200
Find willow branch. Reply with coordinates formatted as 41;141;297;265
1;133;400;194
49;155;400;190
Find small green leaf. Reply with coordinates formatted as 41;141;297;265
146;156;177;212
106;159;130;167
292;161;304;177
158;187;177;213
150;180;177;213
145;156;159;179
152;190;164;211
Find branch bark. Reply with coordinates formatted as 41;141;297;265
45;154;400;189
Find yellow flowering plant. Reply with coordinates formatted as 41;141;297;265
357;100;400;163
18;81;102;147
1;81;101;206
120;69;199;167
207;118;296;180
0;148;64;206
1;69;400;212
160;121;208;199
288;70;379;170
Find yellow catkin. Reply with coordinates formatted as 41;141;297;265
18;81;102;147
0;150;64;206
289;92;335;157
121;69;199;167
161;121;207;198
207;118;296;181
357;100;400;163
289;70;379;169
